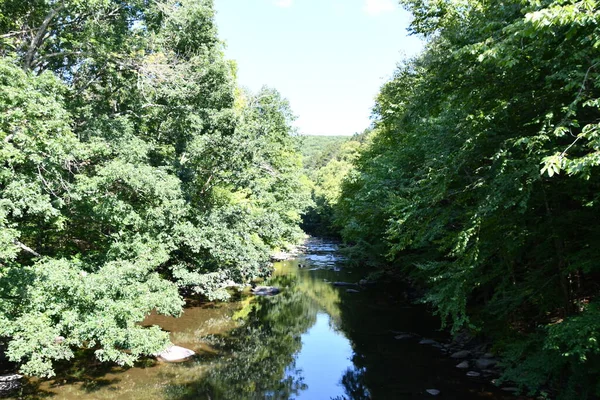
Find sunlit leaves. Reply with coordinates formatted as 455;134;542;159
0;0;309;377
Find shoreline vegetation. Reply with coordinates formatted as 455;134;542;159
0;0;310;383
303;1;600;399
1;0;599;399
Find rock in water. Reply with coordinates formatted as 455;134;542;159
426;389;440;396
475;358;497;369
419;339;438;345
331;282;358;287
251;286;281;296
346;289;360;293
394;334;415;340
450;350;471;359
157;345;195;362
270;252;289;261
0;374;22;394
456;361;469;369
466;371;481;377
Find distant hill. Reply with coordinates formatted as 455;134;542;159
299;135;349;171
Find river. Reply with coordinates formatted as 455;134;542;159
16;238;527;399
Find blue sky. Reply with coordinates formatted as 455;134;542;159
214;0;423;136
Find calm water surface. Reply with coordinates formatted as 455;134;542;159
18;239;526;399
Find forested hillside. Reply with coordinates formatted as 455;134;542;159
0;0;309;377
300;133;368;236
329;0;600;398
299;135;348;171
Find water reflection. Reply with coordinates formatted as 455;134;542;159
292;313;353;400
162;276;313;399
162;264;352;400
21;239;528;400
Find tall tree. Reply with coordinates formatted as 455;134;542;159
336;0;600;397
0;0;309;376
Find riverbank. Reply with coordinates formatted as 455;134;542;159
4;238;533;399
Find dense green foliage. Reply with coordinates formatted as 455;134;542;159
299;135;348;171
301;133;368;236
333;0;600;397
0;0;309;377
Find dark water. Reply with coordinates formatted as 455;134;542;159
18;239;526;399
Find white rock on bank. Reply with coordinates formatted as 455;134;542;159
426;389;440;396
270;252;289;261
157;345;195;362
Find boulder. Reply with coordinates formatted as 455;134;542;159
426;389;440;396
456;361;469;369
0;374;22;394
466;371;481;377
346;289;360;293
419;339;438;345
331;282;358;287
475;358;497;369
450;350;471;359
251;286;281;296
395;334;414;340
157;345;195;362
482;369;499;377
270;252;289;262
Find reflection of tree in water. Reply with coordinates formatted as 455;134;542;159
163;275;318;400
332;367;371;400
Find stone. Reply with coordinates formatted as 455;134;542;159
419;339;438;345
157;345;195;362
0;374;22;393
251;286;281;296
270;252;289;262
466;371;481;377
482;369;499;377
394;334;414;340
450;350;471;359
359;279;368;286
346;289;360;293
456;361;469;369
482;352;495;359
426;389;440;396
331;281;358;287
502;387;519;393
475;358;497;369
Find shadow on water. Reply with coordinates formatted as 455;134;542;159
16;238;532;400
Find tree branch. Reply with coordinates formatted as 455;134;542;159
14;240;41;258
23;3;66;70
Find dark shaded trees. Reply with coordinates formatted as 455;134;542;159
335;0;600;397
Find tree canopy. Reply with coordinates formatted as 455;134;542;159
0;0;309;377
331;0;600;398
